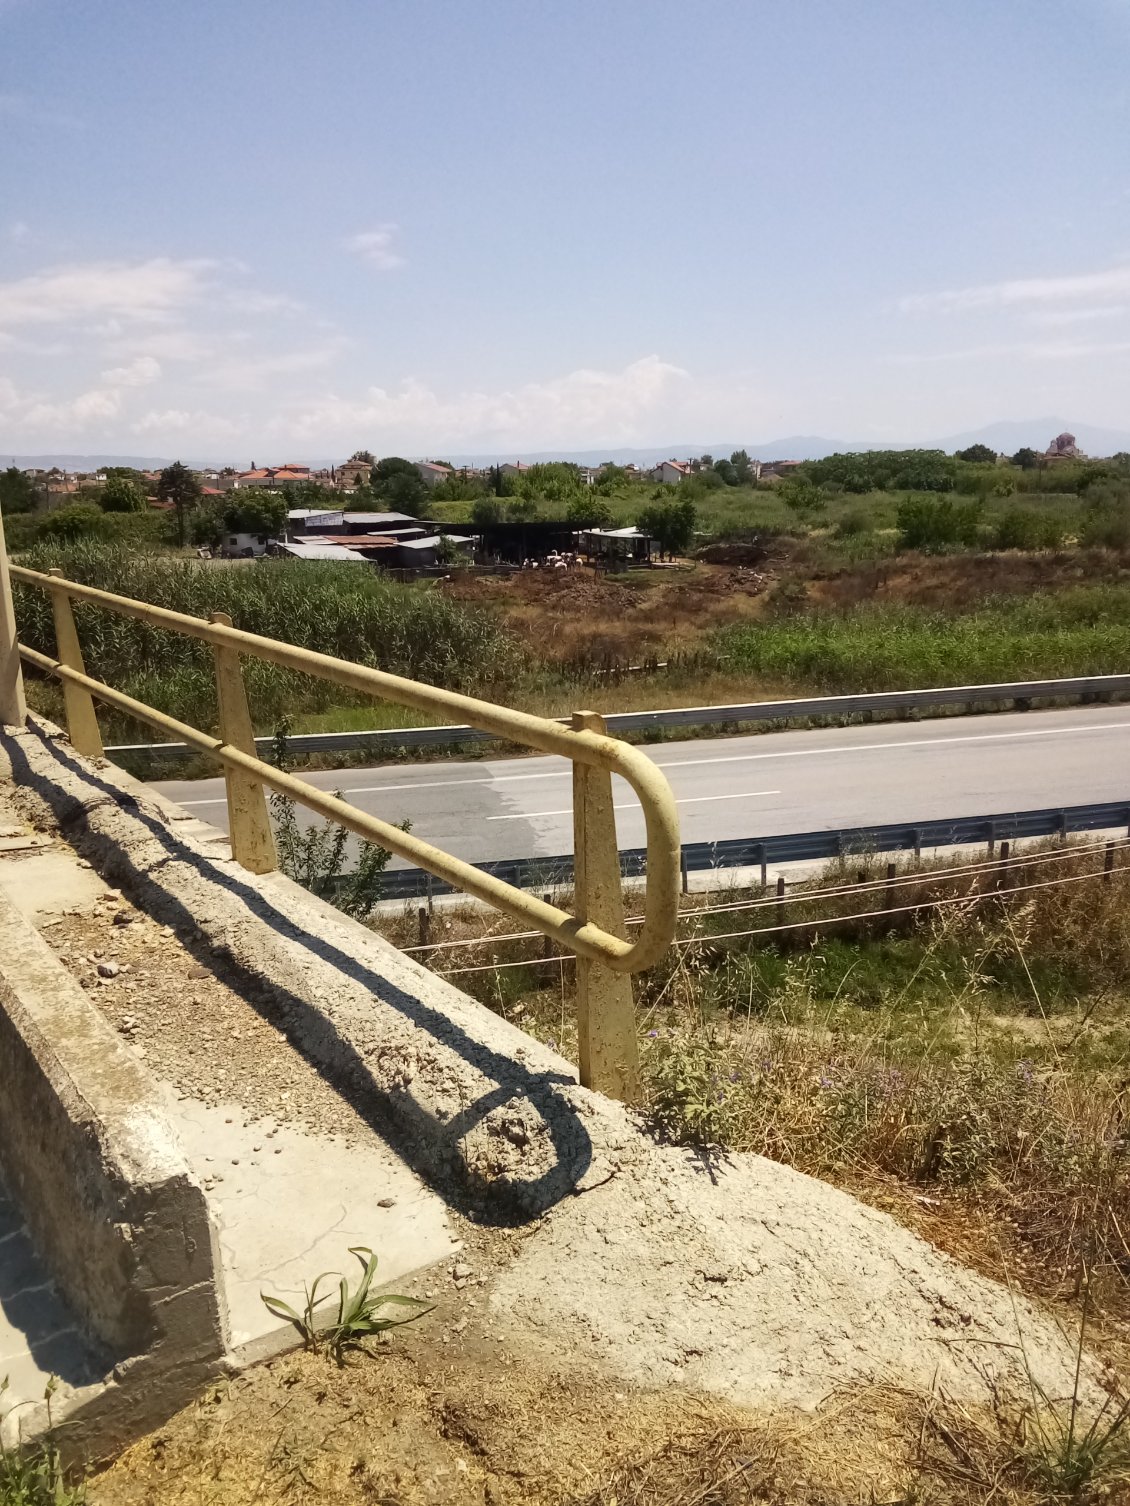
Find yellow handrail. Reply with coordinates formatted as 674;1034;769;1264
9;564;682;1102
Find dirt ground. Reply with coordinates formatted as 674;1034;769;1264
442;562;772;669
440;548;1130;677
84;1329;993;1506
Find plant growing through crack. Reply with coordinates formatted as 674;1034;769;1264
260;1246;430;1366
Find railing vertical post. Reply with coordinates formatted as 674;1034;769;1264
47;568;102;757
210;611;277;875
572;709;641;1104
0;506;26;728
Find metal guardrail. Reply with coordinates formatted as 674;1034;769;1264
376;799;1130;901
105;673;1130;762
4;562;684;1103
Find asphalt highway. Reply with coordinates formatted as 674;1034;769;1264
152;704;1130;867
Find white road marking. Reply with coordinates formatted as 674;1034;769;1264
167;715;1130;808
486;790;781;821
655;719;1130;767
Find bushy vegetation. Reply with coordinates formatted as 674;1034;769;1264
13;542;517;737
715;585;1130;690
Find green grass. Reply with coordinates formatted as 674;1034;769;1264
715;584;1130;691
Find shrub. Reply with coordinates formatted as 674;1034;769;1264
895;495;981;551
993;507;1065;551
833;508;870;538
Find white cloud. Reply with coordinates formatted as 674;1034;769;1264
0;257;217;329
1025;304;1130;327
206;341;348;392
900;264;1130;315
131;408;239;437
889;339;1130;365
99;355;162;387
281;354;688;448
342;226;404;271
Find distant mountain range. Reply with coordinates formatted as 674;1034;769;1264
5;419;1130;472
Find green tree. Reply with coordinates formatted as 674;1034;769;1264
896;495;982;552
157;461;202;546
470;495;504;527
955;443;997;464
730;449;754;483
779;478;827;517
369;456;428;513
712;458;739;486
223;492;287;537
1011;447;1040;470
37;503;109;542
637;496;697;559
349;449;375;464
99;474;145;513
507;495;539;522
566;494;614;528
0;467;37;515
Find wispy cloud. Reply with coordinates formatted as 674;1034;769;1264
889;339;1130;365
0;258;217;329
900;265;1130;314
342;226;404;271
1025;304;1130;327
281;354;688;447
99;355;162;387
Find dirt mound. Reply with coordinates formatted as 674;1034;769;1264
696;539;772;567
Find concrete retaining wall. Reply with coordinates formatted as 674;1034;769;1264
0;888;227;1443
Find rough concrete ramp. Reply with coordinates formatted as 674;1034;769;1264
0;1175;103;1437
0;718;1108;1429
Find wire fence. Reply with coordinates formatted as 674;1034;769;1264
406;835;1129;979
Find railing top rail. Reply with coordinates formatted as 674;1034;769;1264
9;564;652;774
11;566;682;976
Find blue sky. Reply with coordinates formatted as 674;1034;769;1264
2;0;1129;460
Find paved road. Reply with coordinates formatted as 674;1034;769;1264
151;704;1130;867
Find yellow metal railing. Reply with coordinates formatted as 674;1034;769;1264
3;560;681;1103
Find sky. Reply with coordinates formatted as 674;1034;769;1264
2;0;1130;462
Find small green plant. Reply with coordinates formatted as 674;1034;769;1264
269;723;409;919
0;1378;86;1505
1016;1284;1130;1500
260;1246;430;1366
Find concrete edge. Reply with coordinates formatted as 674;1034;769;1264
0;887;229;1458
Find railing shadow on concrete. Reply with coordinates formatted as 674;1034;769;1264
1;719;599;1225
0;545;681;1104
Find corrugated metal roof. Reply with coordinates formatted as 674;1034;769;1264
276;540;369;562
341;511;419;526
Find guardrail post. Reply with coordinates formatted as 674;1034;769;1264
0;506;26;728
210;611;277;875
572;709;641;1104
47;568;102;757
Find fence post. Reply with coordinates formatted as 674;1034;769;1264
210;611;277;875
0;505;26;728
47;568;102;758
572;709;640;1104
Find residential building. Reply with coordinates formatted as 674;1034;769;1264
500;461;531;477
652;460;691;485
416;460;454;488
336;458;372;489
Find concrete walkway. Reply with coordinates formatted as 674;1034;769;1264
0;792;458;1414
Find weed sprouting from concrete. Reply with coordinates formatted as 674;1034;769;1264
0;1379;86;1506
260;1247;430;1366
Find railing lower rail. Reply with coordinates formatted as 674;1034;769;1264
6;563;683;1103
